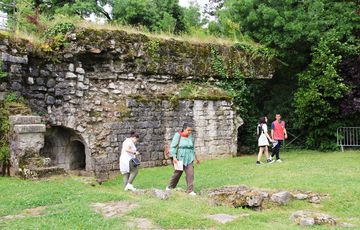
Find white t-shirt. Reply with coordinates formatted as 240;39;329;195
119;138;137;174
261;123;268;133
257;123;268;135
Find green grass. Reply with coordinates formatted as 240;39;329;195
0;150;359;229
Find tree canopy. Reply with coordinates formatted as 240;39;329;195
210;0;359;150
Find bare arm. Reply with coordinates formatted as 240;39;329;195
284;128;288;139
126;145;139;155
126;146;135;154
195;153;200;164
266;132;273;142
271;129;274;139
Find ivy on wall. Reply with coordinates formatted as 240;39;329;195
0;100;10;174
210;46;265;153
0;61;10;175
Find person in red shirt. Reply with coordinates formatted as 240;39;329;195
271;114;288;162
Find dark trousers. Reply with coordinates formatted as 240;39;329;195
271;140;283;160
168;162;194;193
123;160;138;186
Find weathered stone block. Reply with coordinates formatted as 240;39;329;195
9;116;42;125
46;79;56;88
46;96;55;105
65;72;77;79
2;53;28;64
13;124;46;134
271;191;292;205
75;67;85;74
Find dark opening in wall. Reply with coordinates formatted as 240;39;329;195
69;140;85;170
41;126;86;170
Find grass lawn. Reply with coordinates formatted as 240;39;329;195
0;150;359;229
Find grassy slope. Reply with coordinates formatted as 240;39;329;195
0;150;359;229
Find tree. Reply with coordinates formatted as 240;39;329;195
294;34;353;150
112;0;188;33
1;0;112;32
210;0;359;149
52;0;112;21
339;55;360;119
183;2;206;32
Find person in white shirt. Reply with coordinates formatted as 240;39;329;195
119;132;140;191
256;116;274;165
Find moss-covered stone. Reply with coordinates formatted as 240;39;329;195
1;27;274;79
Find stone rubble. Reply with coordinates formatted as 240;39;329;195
206;185;328;210
133;189;171;200
291;210;336;226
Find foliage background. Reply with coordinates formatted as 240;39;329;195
0;0;359;151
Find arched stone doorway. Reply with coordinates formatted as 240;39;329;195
69;140;86;170
41;126;88;171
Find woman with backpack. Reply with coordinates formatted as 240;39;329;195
166;123;200;196
256;116;274;165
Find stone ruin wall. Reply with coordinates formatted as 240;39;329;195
0;29;273;178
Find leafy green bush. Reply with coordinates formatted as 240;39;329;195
0;60;6;79
41;22;75;51
294;33;351;150
43;22;75;39
0;101;10;174
234;42;275;61
5;92;19;103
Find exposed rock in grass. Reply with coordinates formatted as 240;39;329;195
300;217;315;226
205;185;328;210
151;189;171;200
291;210;336;226
126;217;162;229
293;193;308;200
91;201;138;218
132;188;171;200
0;206;47;221
339;222;356;228
206;185;269;210
309;195;321;204
270;191;292;205
208;214;238;224
291;190;329;203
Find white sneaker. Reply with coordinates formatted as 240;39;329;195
125;183;137;191
165;186;171;191
189;191;196;196
276;159;282;163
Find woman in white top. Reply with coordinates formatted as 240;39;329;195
256;116;274;165
119;132;140;191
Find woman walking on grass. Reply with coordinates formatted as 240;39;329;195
166;123;200;196
119;132;141;191
256;116;274;165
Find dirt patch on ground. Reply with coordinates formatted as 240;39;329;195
91;201;138;218
126;217;162;229
0;206;47;221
